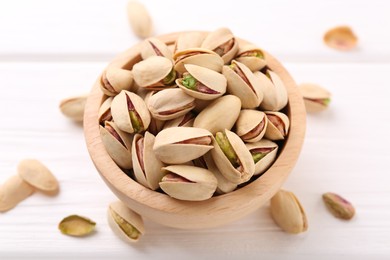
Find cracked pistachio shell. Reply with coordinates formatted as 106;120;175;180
141;37;173;61
201;27;239;64
246;139;278;175
235;110;268;143
235;44;267;71
59;95;87;122
100;67;134;96
153;127;213;164
256;70;288;111
173;48;224;74
147;88;195;121
98;97;113;124
223;60;263;109
299;83;331;113
265;111;290;141
0;175;34;212
176;64;227;100
108;201;145;243
211;129;255;184
159;165;217;201
193;95;241;134
174;32;206;53
163;112;195;129
17;159;59;192
132;132;165;190
58;215;96;237
111;90;151;134
132;56;174;89
270;190;308;234
100;121;133;169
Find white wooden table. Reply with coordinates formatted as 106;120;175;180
1;0;389;259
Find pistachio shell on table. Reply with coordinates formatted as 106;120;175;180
323;26;358;51
17;159;59;192
111;90;151;134
265;111;290;141
127;0;153;39
322;192;355;220
141;37;173;61
59;95;87;122
235;109;268;143
100;67;134;96
174;32;206;53
98;97;113;125
298;83;331;113
173;48;224;74
58;215;96;237
153;127;213;164
246;139;278;175
235;44;267;71
163;111;195;129
0;175;35;212
256;70;288;111
159;165;218;201
176;64;227;100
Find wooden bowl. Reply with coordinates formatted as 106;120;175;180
84;32;306;229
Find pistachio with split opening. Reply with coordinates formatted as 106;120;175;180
265;111;289;141
201;27;238;64
246;139;278;175
100;68;134;96
256;70;288;111
98;97;113;125
141;37;173;61
173;48;224;73
299;83;331;113
235;110;268;143
236;45;267;71
322;192;355;220
163;112;195;129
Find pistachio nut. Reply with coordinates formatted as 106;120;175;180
147;117;165;135
245;139;278;175
147;88;195;121
111;90;151;134
299;83;331;113
100;121;133;169
0;175;34;212
132;132;165;190
173;48;224;74
323;26;358;51
176;64;227;100
174;32;206;53
159;165;218;201
270;190;308;234
132;56;176;90
201;27;238;64
223;60;263;109
236;44;267;71
265;111;289;141
98;97;113;125
100;67;134;96
58;215;96;237
256;70;288;111
322;192;355;220
17;159;59;192
163;112;195;129
153;127;213;164
127;0;153;39
107;201;145;243
141;37;173;61
59;95;87;122
235;109;268;143
211;129;255;184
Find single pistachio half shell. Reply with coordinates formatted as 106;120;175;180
159;165;218;201
59;95;87;122
323;26;358;51
153;127;213;164
270;190;308;234
17;159;59;192
163;112;195;129
174;32;206;53
256;70;288;111
246;139;278;175
265;111;290;141
0;175;35;212
58;215;96;237
141;37;173;61
236;44;267;71
173;48;224;73
127;0;153;39
322;192;355;220
299;83;331;113
100;68;134;96
107;201;145;243
235;109;268;143
98;97;113;125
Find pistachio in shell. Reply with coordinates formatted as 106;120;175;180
173;48;224;74
163;112;195;129
264;111;290;141
98;97;113;125
0;175;35;212
236;44;267;71
256;70;288;111
58;215;96;237
299;83;331;113
235;109;268;143
100;67;134;96
59;95;87;122
246;139;278;175
17;159;59;192
141;37;173;61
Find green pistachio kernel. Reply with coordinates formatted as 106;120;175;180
215;132;239;168
181;74;197;90
162;69;176;85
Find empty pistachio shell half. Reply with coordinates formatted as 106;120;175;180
246;139;278;175
265;111;290;141
235;110;268;143
176;64;227;100
211;129;255;184
159;165;218;201
256;70;288;111
107;201;145;243
153;127;213;164
0;175;34;212
111;90;151;134
100;68;134;96
173;48;224;73
322;192;355;220
58;215;96;237
174;32;206;53
98;97;113;125
323;26;358;51
141;37;173;61
270;190;308;234
201;27;238;64
59;95;87;122
17;159;59;192
127;0;153;39
299;83;331;113
236;44;267;71
163;112;195;129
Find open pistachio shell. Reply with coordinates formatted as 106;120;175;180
323;26;358;51
100;67;134;96
108;201;145;243
17;159;59;192
174;32;206;53
235;109;268;143
299;83;331;113
173;48;224;73
223;60;263;109
0;175;34;212
111;90;151;134
211;129;255;184
163;112;195;129
141;37;173;61
201;28;239;64
98;97;113;125
193;95;241;134
132;132;165;190
153;127;213;164
246;139;278;175
159;165;218;201
147;88;195;121
236;44;267;71
100;121;133;169
256;70;288;111
176;64;227;100
58;215;96;237
59;95;87;122
265;112;290;141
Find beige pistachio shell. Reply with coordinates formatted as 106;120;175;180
201;27;238;64
141;37;173;61
98;97;113;124
223;60;263;109
132;56;173;88
147;117;165;135
246;139;278;175
163;112;195;129
147;88;195;121
0;175;35;212
173;48;224;73
323;26;358;51
127;0;153;39
265;112;290;141
299;83;331;113
176;64;227;100
100;121;133;169
153;127;213;164
59;95;87;122
235;110;268;143
17;159;59;192
159;165;217;201
107;201;144;243
58;215;96;237
132;132;165;190
256;70;288;111
174;32;206;53
101;68;134;96
193;95;241;135
236;44;267;71
111;90;151;134
211;129;255;184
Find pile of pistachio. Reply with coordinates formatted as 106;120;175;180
98;28;289;201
